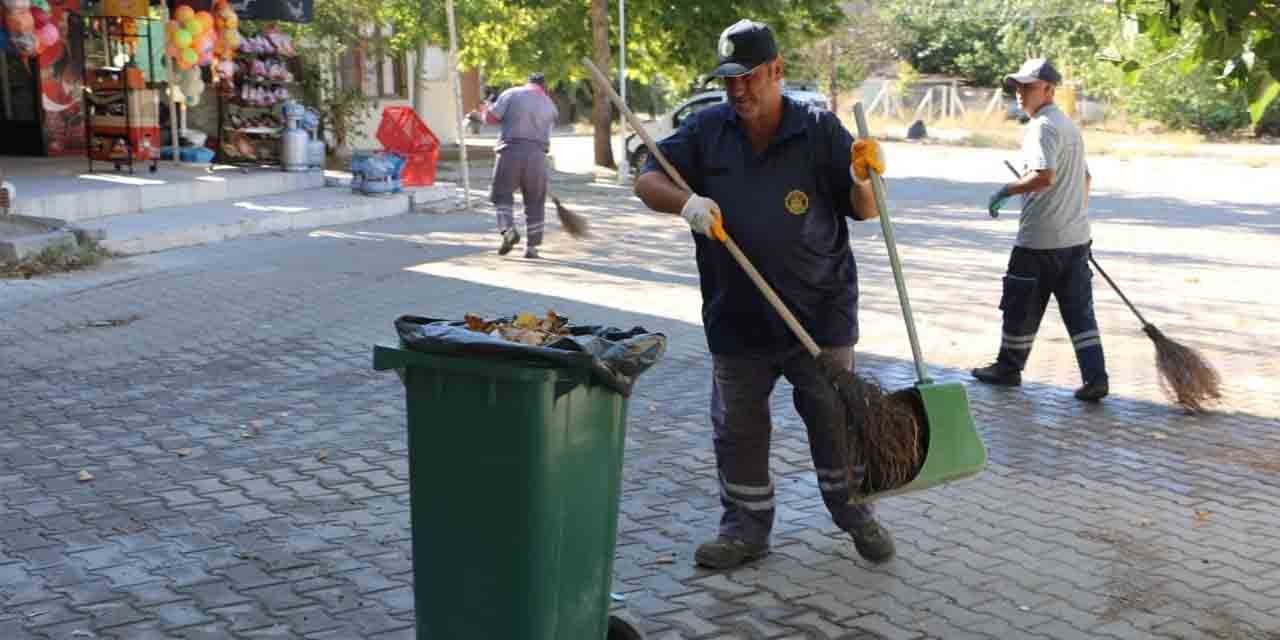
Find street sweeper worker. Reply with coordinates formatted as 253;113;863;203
481;71;559;259
633;19;895;570
974;58;1109;401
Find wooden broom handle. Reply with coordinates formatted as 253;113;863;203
581;57;823;358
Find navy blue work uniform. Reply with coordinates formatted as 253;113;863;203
644;96;874;547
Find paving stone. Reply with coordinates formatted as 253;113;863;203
4;153;1280;640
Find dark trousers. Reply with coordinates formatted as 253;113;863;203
490;143;548;247
710;345;872;547
997;243;1108;384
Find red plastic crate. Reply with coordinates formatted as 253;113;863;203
377;106;440;155
399;148;439;187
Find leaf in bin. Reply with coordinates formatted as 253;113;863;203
464;313;495;334
512;312;540;330
498;326;548;346
538;310;569;334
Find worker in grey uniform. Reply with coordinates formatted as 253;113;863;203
974;58;1109;401
481;72;559;259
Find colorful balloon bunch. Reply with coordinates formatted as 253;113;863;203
165;4;216;70
2;0;62;63
212;0;240;60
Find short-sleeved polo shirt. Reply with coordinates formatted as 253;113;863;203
643;96;862;355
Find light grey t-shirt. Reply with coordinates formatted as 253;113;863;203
1016;103;1091;249
491;84;559;152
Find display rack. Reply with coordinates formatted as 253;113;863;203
214;27;301;167
78;14;164;174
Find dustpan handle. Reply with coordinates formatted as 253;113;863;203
853;103;931;384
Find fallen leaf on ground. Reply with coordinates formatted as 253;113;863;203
317;449;329;462
653;554;677;564
1151;432;1168;440
1194;509;1211;523
78;470;94;482
175;448;193;457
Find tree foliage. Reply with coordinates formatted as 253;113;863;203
883;0;1113;87
787;8;900;112
1117;0;1280;123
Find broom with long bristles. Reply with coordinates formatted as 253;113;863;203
1091;258;1222;412
551;195;591;239
1002;161;1221;412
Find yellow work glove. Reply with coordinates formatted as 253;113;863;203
851;138;885;180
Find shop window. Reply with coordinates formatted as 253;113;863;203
337;27;407;99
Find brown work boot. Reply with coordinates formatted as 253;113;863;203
497;228;520;255
971;362;1021;386
694;536;769;570
850;518;896;564
1074;379;1109;402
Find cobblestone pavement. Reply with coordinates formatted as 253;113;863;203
2;143;1279;639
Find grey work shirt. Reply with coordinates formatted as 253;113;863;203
490;84;559;152
1017;103;1091;249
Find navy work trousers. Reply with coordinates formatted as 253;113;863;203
997;243;1108;384
710;345;873;547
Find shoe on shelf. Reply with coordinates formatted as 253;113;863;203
1074;379;1109;401
694;536;769;570
971;362;1022;386
497;228;521;255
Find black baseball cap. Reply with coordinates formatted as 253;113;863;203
528;72;546;85
709;20;778;78
1003;58;1062;91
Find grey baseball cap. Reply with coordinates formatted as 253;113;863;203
1003;58;1062;91
709;20;778;78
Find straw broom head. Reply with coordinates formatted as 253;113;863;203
819;356;923;497
1144;324;1222;413
552;196;590;239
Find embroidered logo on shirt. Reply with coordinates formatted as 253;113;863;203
784;190;809;215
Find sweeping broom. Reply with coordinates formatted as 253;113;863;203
551;195;591;239
581;58;925;494
1002;160;1221;412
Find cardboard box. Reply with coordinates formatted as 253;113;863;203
102;0;150;17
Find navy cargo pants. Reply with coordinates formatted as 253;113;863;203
490;141;548;247
997;243;1108;384
710;345;873;547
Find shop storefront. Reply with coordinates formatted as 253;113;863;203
0;0;313;171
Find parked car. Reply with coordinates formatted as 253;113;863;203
625;86;831;174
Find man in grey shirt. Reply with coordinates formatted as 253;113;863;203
973;59;1109;401
482;72;560;258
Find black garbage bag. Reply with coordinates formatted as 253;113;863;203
394;315;666;397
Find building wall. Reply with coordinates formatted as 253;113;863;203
346;45;479;150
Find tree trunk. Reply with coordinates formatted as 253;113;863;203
590;0;615;168
828;40;840;114
413;40;429;120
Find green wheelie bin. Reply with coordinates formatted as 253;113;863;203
373;342;647;640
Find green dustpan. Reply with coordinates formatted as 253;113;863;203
849;103;987;504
